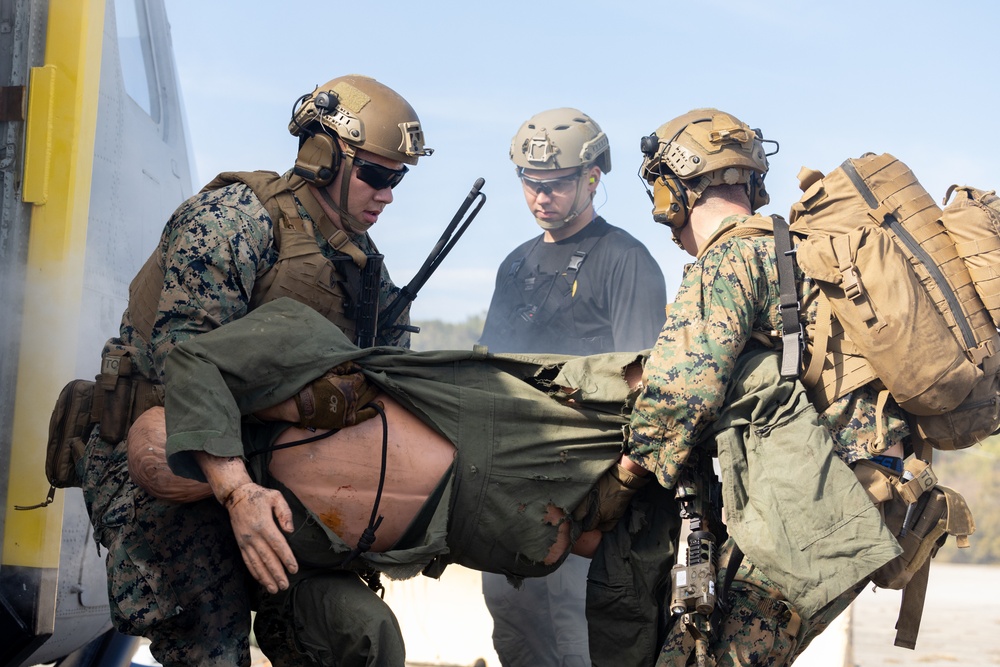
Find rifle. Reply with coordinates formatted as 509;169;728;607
668;452;727;667
377;178;487;340
354;253;385;348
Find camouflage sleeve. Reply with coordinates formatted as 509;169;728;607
149;186;274;376
625;238;773;489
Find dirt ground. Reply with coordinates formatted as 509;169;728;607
163;561;997;667
848;562;1000;666
386;562;1000;667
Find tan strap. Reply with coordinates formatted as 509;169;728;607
897;458;937;504
271;189;310;235
967;261;1000;279
893;554;931;649
873;389;890;453
802;295;832;389
698;213;776;260
911;436;933;465
326;229;369;268
287;175;368;268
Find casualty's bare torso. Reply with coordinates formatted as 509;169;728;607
267;394;456;552
131;394;593;563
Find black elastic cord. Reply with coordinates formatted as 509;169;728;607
342;402;389;566
247;427;339;459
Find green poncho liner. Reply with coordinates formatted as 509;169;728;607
164;298;898;625
165;297;642;579
711;349;901;618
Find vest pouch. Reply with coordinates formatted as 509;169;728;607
98;374;133;444
46;379;96;488
96;350;165;444
853;459;974;590
796;225;980;415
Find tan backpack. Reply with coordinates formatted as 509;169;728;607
783;152;1000;451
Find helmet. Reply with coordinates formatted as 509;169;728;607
511;107;611;174
638;108;772;230
288;75;432;235
289;74;433;186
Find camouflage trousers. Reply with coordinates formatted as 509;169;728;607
82;428;253;667
655;545;867;667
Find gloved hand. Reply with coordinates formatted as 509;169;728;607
573;461;651;532
293;362;381;429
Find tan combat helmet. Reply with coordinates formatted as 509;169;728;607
511;108;610;230
288;75;433;233
638;108;774;233
511;107;611;173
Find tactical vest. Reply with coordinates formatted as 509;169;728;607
490;224;610;355
127;170;373;348
35;173;383;500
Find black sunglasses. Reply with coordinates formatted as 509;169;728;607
353;156;408;190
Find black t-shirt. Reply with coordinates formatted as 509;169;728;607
479;217;667;355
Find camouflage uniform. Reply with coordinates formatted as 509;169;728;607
625;214;908;666
80;179;409;667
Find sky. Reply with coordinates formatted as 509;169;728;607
163;0;1000;324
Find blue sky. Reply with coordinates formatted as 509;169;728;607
163;1;1000;323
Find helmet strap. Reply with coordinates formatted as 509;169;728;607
315;149;373;235
534;169;593;231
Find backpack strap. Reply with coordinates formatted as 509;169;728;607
772;215;803;378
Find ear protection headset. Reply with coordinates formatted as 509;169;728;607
294;133;342;186
292;90;343;187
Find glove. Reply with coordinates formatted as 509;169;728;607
573;462;651;532
293;362;381;429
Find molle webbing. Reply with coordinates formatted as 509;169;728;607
848;156;996;360
224;171;366;339
940;186;1000;327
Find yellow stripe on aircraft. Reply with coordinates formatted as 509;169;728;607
4;0;105;569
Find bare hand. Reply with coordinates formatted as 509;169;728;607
224;483;299;593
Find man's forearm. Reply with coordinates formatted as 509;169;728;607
194;451;255;507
